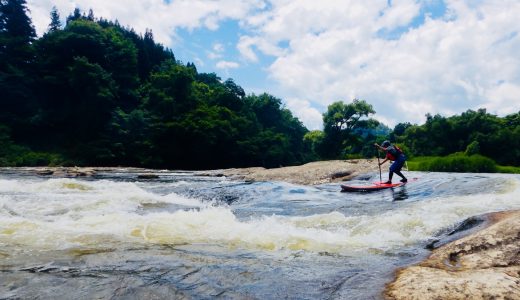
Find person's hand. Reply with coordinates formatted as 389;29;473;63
374;143;379;147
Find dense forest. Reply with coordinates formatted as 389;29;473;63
0;1;312;169
1;0;519;170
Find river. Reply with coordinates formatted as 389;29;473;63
0;168;519;299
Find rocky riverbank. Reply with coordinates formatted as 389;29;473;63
385;210;520;299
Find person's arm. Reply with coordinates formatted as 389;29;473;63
374;143;389;165
374;143;389;152
373;143;387;151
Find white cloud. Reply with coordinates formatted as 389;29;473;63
237;35;260;62
207;52;221;60
208;43;225;60
241;0;520;127
285;98;323;130
216;60;240;69
27;0;265;46
213;43;225;53
377;0;421;30
483;82;520;116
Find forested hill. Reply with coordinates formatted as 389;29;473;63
0;3;309;169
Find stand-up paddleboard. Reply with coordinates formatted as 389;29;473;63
341;181;406;192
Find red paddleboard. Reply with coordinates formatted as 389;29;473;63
341;181;405;192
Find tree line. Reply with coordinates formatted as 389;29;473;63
1;0;518;169
392;109;520;166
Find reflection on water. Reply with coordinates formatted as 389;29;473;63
0;169;519;299
392;186;409;201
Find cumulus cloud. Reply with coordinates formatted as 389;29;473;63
285;98;324;130
237;36;260;62
241;0;520;127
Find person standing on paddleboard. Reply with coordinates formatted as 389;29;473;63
374;141;407;184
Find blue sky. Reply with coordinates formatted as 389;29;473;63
174;19;276;94
28;0;520;130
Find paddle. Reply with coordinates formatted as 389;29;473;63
375;146;382;182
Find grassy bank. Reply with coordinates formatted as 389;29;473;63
407;154;520;173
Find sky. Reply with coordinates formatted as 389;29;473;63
27;0;520;130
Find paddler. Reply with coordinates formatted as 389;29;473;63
374;140;407;184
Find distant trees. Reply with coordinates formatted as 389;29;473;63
48;6;61;32
317;99;380;159
394;109;520;166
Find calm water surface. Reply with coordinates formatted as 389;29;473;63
1;168;519;299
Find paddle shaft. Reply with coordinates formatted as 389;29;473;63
376;147;382;182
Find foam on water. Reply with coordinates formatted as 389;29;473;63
1;176;519;255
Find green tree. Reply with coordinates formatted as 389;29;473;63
321;99;378;158
303;130;325;161
0;0;37;138
244;93;308;166
141;61;196;120
105;108;154;166
87;9;95;21
465;140;480;156
36;18;139;121
48;6;61;32
0;0;36;66
66;7;81;24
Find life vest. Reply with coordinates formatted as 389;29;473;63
385;145;403;161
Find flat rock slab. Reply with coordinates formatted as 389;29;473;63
215;159;380;185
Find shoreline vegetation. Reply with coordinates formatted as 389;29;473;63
407;154;520;174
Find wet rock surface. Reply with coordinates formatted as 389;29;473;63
385;210;520;300
24;167;98;177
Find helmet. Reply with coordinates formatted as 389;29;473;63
382;140;391;147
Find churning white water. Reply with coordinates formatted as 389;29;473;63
0;169;519;299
